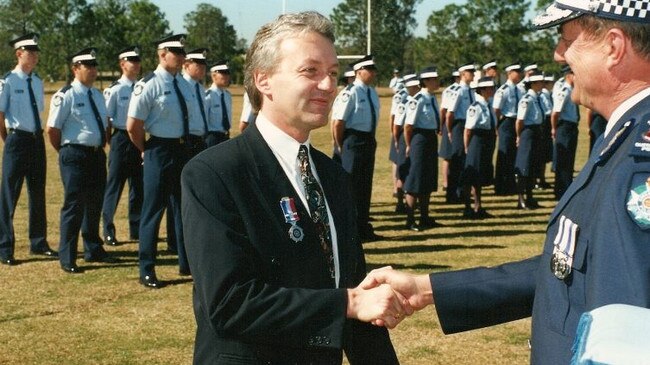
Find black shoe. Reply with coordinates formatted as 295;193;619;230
360;232;383;243
420;217;443;229
526;199;541;209
104;235;119;246
463;208;476;219
85;254;119;263
30;247;58;257
61;264;82;274
476;209;494;219
140;275;164;289
406;222;420;232
129;234;139;241
1;256;16;266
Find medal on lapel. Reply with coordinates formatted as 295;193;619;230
550;215;579;280
280;197;304;243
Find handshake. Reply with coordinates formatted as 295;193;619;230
346;266;434;328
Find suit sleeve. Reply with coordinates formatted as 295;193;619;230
181;157;349;350
431;256;539;334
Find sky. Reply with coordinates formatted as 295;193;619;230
158;0;465;43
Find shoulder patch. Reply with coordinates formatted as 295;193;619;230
341;91;350;103
408;99;417;110
397;104;406;114
626;172;650;230
468;106;477;118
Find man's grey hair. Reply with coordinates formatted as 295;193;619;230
244;11;335;112
576;15;650;61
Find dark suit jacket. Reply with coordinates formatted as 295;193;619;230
430;94;650;364
182;124;398;364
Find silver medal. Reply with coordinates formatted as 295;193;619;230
550;252;571;280
288;224;304;243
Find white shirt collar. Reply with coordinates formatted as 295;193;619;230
604;87;650;137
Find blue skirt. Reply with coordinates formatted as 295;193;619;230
404;129;438;194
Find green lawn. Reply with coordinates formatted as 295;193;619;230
0;86;593;364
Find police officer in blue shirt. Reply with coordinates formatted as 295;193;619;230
331;65;355;164
182;48;208;156
439;70;460;194
481;60;499;88
515;71;545;209
388;72;410;213
47;48;115;273
551;66;580;199
402;68;442;231
101;46;143;247
332;55;381;241
492;62;523;196
536;74;555;190
462;77;497;219
0;33;57;265
205;60;232;148
445;63;475;204
127;34;194;288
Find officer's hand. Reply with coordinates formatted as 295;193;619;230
551;128;556;139
516;136;520;147
405;146;410;157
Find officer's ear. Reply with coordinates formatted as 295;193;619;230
254;70;271;97
604;27;627;70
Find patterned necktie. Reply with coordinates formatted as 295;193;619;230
194;82;208;134
87;89;105;147
366;87;377;133
172;76;189;139
297;145;335;281
220;91;230;132
26;77;41;133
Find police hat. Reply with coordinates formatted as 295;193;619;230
482;60;497;70
403;72;420;87
71;47;98;66
534;0;650;29
9;33;40;51
186;48;208;64
452;70;460;77
343;65;355;78
352;55;376;71
471;76;496;89
526;70;545;83
524;64;538;73
419;66;438;80
544;74;556;82
210;60;230;73
393;68;400;73
458;63;476;73
505;62;522;72
118;46;141;62
155;34;186;55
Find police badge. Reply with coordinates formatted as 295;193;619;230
626;174;650;230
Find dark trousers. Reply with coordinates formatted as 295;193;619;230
495;117;517;195
58;145;107;267
204;131;229;149
102;129;143;241
341;130;376;235
139;137;188;278
554;121;579;199
447;119;466;202
0;131;47;259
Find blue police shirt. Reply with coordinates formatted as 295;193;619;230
492;79;522;118
552;84;579;123
466;94;495;131
540;89;553;117
0;68;44;132
181;74;207;137
332;79;379;133
404;90;439;130
128;65;189;138
447;81;473;120
205;85;232;133
47;80;107;147
103;75;135;130
517;89;544;126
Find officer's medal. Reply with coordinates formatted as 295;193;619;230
280;197;304;243
550;215;579;280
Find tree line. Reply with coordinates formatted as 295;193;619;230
0;0;556;86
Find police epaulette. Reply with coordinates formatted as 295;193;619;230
33;72;40;79
205;89;212;95
140;72;155;83
498;83;508;91
414;93;423;100
58;84;72;94
109;80;120;88
344;84;353;91
1;71;10;80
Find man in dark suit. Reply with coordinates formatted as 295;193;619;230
181;11;404;364
360;1;650;364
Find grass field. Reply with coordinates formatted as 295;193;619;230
0;84;592;364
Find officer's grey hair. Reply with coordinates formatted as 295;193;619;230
244;11;335;112
575;15;650;61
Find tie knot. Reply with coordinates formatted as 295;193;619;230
27;77;32;83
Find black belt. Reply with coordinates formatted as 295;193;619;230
344;129;373;138
207;130;229;137
62;143;103;152
8;128;41;137
148;136;186;145
413;128;437;135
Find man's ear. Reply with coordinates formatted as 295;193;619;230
255;70;271;97
604;28;627;69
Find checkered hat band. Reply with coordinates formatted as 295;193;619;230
600;0;649;20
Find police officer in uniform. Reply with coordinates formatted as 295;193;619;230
388;71;410;213
101;46;142;247
536;74;555;190
462;77;497;219
402;67;441;231
551;66;580;199
332;55;381;241
205;60;232;148
388;68;403;92
492;62;523;195
239;91;256;132
445;63;475;204
514;71;545;209
47;48;115;273
330;65;355;163
0;33;57;265
439;70;460;194
182;48;208;157
481;60;499;87
127;34;194;288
